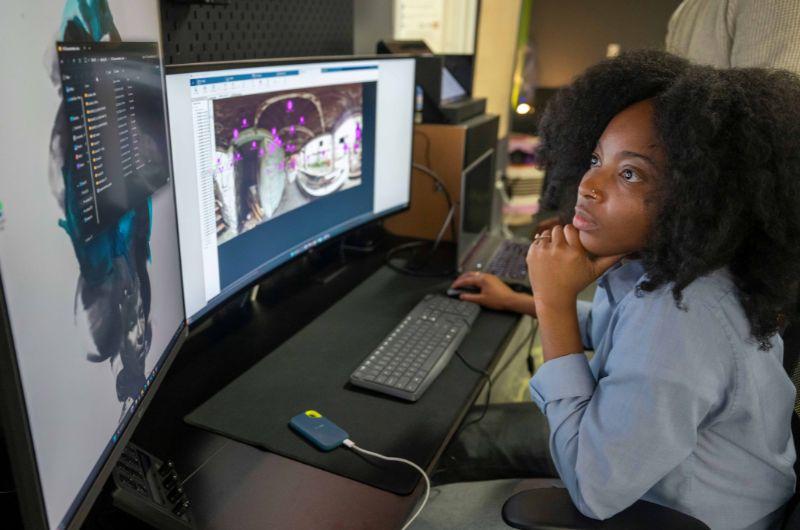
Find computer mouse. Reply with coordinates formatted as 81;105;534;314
446;286;481;298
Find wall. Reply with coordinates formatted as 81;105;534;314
353;0;394;55
530;0;682;88
473;0;524;138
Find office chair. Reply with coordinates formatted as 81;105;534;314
502;322;800;530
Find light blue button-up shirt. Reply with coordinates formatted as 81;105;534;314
529;260;796;529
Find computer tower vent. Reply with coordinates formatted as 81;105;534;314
161;0;353;65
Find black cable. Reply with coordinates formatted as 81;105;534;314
385;163;458;277
432;332;538;482
411;163;458;244
491;324;536;382
179;440;229;487
526;323;537;376
454;319;539;433
454;350;492;433
412;163;453;207
414;129;433;169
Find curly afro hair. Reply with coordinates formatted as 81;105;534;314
537;50;691;216
537;50;800;348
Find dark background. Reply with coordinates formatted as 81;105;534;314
514;0;683;132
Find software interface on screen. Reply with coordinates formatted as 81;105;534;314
0;42;184;529
166;58;415;321
57;43;171;244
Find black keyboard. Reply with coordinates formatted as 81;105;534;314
349;294;480;401
486;240;529;280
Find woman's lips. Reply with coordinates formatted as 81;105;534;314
573;207;599;231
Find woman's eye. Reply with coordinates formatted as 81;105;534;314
621;168;642;182
590;154;600;167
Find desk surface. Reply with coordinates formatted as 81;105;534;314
84;242;520;530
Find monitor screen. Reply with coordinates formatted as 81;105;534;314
0;37;185;530
165;57;415;322
458;149;496;268
440;66;467;102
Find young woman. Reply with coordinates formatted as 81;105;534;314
448;51;800;529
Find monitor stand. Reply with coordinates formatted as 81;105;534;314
386;239;456;277
191;289;255;338
313;224;388;283
341;222;384;254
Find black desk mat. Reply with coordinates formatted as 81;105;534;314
184;266;518;495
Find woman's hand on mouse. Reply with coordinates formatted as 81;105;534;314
527;225;624;314
451;272;536;315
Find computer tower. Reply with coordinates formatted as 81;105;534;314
385;113;499;242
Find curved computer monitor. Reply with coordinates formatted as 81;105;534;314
0;37;186;530
165;56;416;323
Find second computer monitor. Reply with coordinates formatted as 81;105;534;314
0;35;186;530
166;56;415;322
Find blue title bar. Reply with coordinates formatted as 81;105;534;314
321;65;378;73
190;69;299;86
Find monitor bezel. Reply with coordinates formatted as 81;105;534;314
0;273;188;530
0;278;47;529
164;55;417;326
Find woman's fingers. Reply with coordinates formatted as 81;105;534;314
452;272;479;288
562;224;583;250
459;292;482;303
550;225;564;245
527;241;537;260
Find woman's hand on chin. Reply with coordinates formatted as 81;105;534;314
527;224;625;313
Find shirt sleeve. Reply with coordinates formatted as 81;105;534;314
529;294;730;520
728;0;800;73
576;300;593;350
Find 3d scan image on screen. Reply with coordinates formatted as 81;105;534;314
211;83;365;244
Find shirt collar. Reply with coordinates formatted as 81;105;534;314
597;258;646;306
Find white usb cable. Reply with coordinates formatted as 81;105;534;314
342;438;431;530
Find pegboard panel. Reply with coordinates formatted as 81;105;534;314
161;0;354;65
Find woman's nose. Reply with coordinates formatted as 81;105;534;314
579;172;605;201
